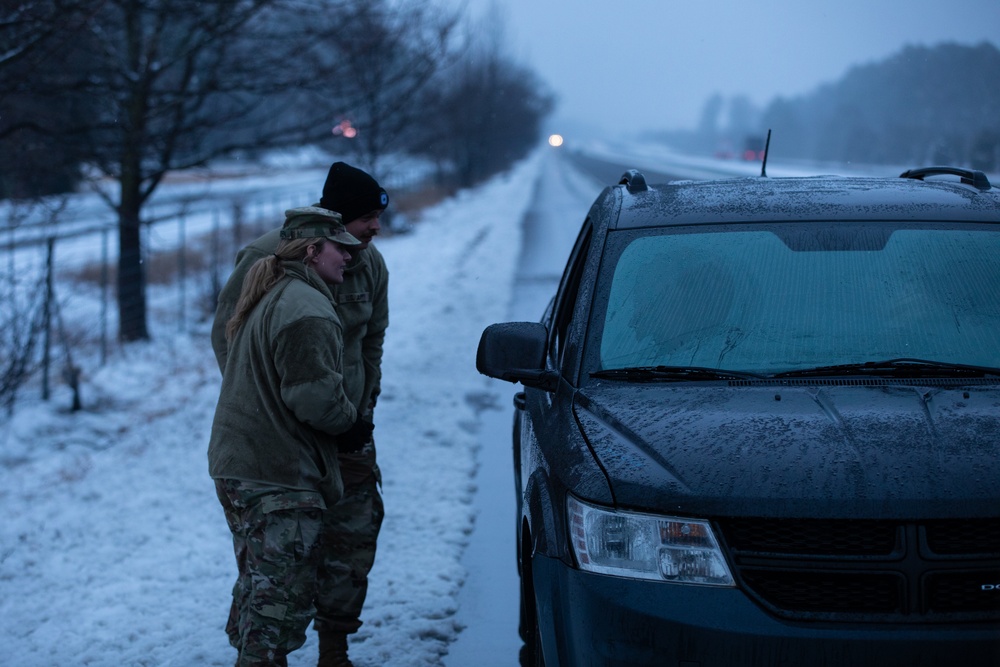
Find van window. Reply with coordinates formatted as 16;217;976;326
598;225;1000;374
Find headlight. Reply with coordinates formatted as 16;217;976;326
567;494;734;586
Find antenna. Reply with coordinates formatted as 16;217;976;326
760;129;772;177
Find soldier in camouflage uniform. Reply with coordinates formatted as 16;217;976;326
212;163;390;667
210;207;373;666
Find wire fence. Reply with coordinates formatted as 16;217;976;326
1;162;429;416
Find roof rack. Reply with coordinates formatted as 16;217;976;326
899;166;991;191
619;169;648;194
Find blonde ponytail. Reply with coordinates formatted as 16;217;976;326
225;238;323;340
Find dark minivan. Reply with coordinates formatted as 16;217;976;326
477;166;1000;666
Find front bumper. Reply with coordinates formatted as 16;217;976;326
532;554;1000;667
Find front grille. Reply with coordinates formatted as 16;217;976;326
725;518;899;557
926;571;1000;613
925;519;1000;555
741;570;903;613
718;517;1000;622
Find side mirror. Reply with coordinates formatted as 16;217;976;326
476;322;558;391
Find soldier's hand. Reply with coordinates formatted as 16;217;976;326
339;416;374;453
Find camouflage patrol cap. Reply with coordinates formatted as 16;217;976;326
280;206;361;246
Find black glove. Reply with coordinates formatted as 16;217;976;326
339;415;374;453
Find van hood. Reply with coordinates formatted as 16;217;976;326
572;381;1000;519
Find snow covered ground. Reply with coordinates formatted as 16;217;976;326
0;150;545;667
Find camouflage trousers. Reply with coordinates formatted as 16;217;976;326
216;479;326;666
313;449;384;635
220;448;384;656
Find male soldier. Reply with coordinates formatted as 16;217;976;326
212;162;389;667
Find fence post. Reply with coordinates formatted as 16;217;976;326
41;237;54;401
101;227;109;365
211;208;222;310
232;202;243;251
178;212;186;332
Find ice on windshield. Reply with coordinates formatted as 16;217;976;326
599;227;1000;374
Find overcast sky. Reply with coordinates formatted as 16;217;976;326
449;0;1000;141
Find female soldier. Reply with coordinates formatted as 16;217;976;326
208;206;373;667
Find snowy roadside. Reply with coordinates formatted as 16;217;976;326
0;149;545;667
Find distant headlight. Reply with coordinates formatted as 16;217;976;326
567;494;735;586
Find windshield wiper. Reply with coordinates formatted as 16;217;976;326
771;358;1000;379
591;365;765;382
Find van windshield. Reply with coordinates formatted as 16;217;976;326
595;224;1000;375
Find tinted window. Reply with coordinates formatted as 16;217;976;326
594;224;1000;374
549;223;592;371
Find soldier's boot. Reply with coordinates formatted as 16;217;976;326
317;631;354;667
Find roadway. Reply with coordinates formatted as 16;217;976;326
443;146;683;667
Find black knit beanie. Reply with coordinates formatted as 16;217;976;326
319;162;389;223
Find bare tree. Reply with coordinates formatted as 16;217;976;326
0;1;99;196
2;0;502;341
0;0;94;77
320;0;462;179
89;0;358;341
411;7;553;187
0;199;65;415
7;0;357;341
0;285;45;415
